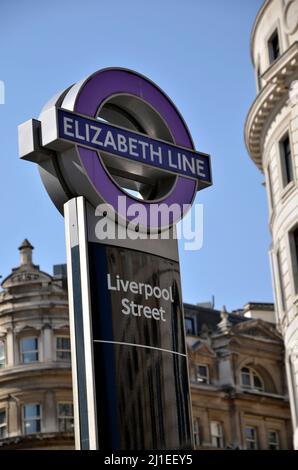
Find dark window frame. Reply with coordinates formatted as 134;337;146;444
280;133;294;188
23;403;41;435
0;409;7;439
268;430;280;450
268;29;280;64
56;336;71;361
0;340;5;369
289;226;298;295
210;420;224;449
20;336;39;364
185;317;195;335
196;364;209;384
245;426;258;450
57;402;74;432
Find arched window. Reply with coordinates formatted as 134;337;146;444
241;367;264;392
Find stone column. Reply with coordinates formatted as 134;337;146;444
5;328;15;367
42;325;53;363
258;420;267;450
8;397;21;437
43;390;57;433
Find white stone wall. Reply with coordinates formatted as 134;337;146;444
248;0;298;449
251;0;298;90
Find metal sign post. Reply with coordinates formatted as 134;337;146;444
18;68;212;450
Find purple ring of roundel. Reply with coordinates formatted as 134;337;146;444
74;69;197;229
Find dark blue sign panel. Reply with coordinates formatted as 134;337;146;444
58;108;212;185
87;243;192;450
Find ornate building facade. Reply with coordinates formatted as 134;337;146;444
244;0;298;449
185;303;292;449
0;240;74;449
0;241;292;449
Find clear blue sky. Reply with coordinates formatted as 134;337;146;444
0;0;270;311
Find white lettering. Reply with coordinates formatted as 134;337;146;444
182;153;196;175
139;141;149;159
104;130;117;150
63;117;74;137
196;159;206;177
75;120;85;140
107;274;116;290
117;134;128;153
90;125;103;145
128;137;139;157
168;149;178;169
149;144;163;164
121;298;131;315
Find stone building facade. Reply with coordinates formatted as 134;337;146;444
0;241;292;449
244;0;298;449
0;240;74;449
185;303;292;450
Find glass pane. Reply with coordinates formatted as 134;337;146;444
58;403;73;417
247;440;256;450
241;372;250;387
0;341;5;368
57;350;71;361
198;366;207;377
211;421;221;437
21;338;38;353
24;419;40;434
59;418;74;432
268;431;277;442
253;374;263;390
24;404;40;419
245;427;255;440
57;337;70;350
0;411;6;425
0;342;4;360
0;426;6;439
185;318;194;334
22;351;38;363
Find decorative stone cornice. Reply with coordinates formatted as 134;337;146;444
245;41;298;171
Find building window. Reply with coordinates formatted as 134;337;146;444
268;430;279;450
290;227;298;294
210;421;224;448
56;337;71;361
245;426;258;449
280;133;293;188
193;419;200;448
58;403;74;432
20;337;39;363
185;317;195;335
0;410;7;439
241;367;264;392
196;365;209;384
268;29;280;64
23;404;41;434
0;341;5;369
277;249;286;311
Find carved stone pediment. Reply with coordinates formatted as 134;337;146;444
14;324;42;335
232;320;281;342
191;340;216;357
